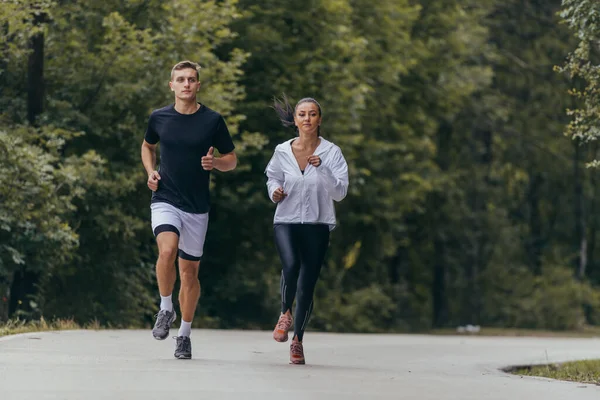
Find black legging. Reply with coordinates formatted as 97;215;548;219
274;223;330;341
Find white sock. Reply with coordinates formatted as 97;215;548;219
178;320;192;337
160;294;173;312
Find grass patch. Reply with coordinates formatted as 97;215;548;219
510;360;600;385
429;326;600;338
0;317;102;337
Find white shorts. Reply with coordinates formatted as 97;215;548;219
150;202;209;261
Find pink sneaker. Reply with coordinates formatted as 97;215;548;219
290;341;305;364
273;313;293;342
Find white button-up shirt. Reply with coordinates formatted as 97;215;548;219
265;137;349;230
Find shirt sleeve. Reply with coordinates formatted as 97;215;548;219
316;146;349;202
265;150;284;203
144;112;159;144
213;116;235;154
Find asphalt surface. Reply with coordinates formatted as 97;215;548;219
1;329;600;399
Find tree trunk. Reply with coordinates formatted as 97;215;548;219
388;249;401;285
27;14;46;125
587;143;599;282
8;269;38;319
527;172;543;275
432;229;448;328
465;127;493;325
432;120;452;328
574;140;587;279
0;22;8;89
0;273;14;322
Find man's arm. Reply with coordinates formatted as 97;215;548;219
214;151;237;172
141;140;157;174
141;140;161;191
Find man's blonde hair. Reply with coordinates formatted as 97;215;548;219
170;60;201;80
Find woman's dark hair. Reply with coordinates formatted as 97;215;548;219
272;94;322;134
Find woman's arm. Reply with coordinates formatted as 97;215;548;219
265;151;285;203
316;147;349;202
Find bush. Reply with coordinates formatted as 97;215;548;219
310;283;430;333
481;265;600;330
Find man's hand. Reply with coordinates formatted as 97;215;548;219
307;155;321;167
202;147;215;171
147;171;161;191
272;187;287;202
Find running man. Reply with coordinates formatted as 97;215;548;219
141;60;237;359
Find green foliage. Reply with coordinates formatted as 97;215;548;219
0;125;103;319
0;0;250;325
0;0;599;334
39;0;251;326
312;285;395;333
482;265;600;330
557;0;600;154
312;283;431;333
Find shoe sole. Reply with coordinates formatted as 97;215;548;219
273;331;289;342
290;359;305;365
175;354;192;359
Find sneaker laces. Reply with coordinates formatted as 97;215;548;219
290;341;303;356
276;314;291;331
175;336;191;353
154;310;171;329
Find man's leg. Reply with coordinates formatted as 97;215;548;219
173;210;208;359
172;258;200;360
178;259;200;334
156;232;178;303
151;231;179;340
150;203;182;340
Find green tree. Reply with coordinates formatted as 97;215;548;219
0;1;103;321
557;0;600;155
557;0;600;284
0;126;103;320
229;0;500;332
0;0;249;325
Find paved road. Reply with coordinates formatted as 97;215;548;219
1;329;600;399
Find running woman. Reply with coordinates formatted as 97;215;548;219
265;95;349;364
141;60;237;359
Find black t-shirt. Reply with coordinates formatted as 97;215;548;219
144;103;235;214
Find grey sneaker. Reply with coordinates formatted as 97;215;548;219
174;336;192;359
152;309;176;340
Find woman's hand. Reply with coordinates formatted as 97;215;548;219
307;155;321;167
272;187;287;202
